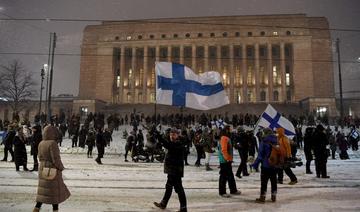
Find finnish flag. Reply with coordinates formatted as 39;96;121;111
257;104;296;138
156;62;229;110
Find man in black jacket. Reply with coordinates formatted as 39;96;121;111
313;124;330;178
30;125;42;171
154;128;187;212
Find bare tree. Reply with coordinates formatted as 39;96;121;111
0;60;37;115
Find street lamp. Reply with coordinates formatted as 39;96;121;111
336;38;344;126
38;64;46;118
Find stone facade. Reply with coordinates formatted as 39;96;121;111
78;14;336;116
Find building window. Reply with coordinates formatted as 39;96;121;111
247;32;253;36
127;92;132;103
116;75;121;87
260;66;266;84
185;33;190;38
138;93;143;102
161;34;166;38
260;47;266;57
260;91;266;101
138;35;142;40
126;36;132;40
273;66;279;85
286;73;290;86
173;34;178;38
247;47;253;58
273;91;279;101
273;31;278;36
222;32;228;37
247;66;253;85
139;69;144;87
235;32;240;37
197;33;203;37
150;93;155;103
260;31;265;36
286;89;291;101
236;91;241;104
149;34;154;39
115;36;119;40
210;32;215;37
235;66;241;86
286;31;291;35
272;46;279;57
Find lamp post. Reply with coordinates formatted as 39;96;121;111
38;66;46;116
336;38;344;126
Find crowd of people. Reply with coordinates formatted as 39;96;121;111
1;111;360;212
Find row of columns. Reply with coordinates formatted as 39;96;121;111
117;42;289;104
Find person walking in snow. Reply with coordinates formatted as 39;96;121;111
153;128;187;212
252;128;278;203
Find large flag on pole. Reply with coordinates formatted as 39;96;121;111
257;104;296;138
156;62;229;110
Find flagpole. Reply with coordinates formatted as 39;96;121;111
154;63;157;125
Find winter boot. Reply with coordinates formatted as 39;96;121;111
205;163;212;171
271;193;276;202
33;207;40;212
255;195;266;203
177;207;187;212
153;202;166;209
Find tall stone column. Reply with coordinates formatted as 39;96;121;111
131;47;136;103
204;44;209;72
192;44;196;71
167;46;172;62
180;45;184;64
255;43;260;102
120;47;125;103
267;43;273;102
217;45;221;75
242;44;247;103
280;42;286;102
143;46;148;103
229;44;234;103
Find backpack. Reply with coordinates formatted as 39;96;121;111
268;144;285;168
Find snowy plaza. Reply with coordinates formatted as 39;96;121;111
1;127;360;212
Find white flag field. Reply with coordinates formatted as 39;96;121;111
256;104;296;138
155;62;229;110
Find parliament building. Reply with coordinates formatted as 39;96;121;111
76;14;337;116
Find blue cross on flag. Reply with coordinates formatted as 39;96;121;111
156;62;229;110
257;104;296;138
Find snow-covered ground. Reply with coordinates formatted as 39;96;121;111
1;125;360;212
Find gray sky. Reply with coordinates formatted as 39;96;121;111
0;0;359;98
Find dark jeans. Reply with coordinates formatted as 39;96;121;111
315;159;328;177
2;146;14;161
236;149;249;176
35;202;58;210
219;162;238;195
278;167;297;182
161;174;187;209
87;146;93;157
195;146;204;165
306;160;312;173
260;167;277;195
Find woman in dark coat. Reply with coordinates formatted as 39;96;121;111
13;127;29;171
33;125;70;212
